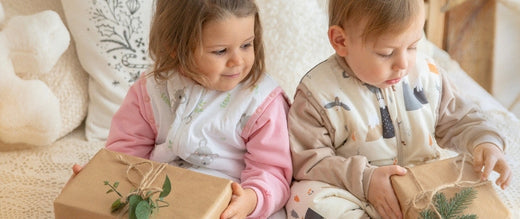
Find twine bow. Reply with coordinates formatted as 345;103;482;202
405;154;490;218
116;155;168;214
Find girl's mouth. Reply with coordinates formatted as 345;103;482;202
223;73;241;78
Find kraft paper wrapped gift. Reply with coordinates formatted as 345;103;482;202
54;148;232;219
391;155;510;219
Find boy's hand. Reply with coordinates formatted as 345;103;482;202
473;143;512;189
220;182;257;219
368;165;407;219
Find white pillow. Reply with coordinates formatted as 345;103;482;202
256;0;334;99
2;0;89;140
61;0;154;141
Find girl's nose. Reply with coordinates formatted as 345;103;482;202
227;51;243;67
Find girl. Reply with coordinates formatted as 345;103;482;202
286;0;511;218
104;0;292;218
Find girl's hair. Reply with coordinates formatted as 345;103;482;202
329;0;423;42
148;0;264;87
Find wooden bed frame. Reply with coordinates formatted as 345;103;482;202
424;0;496;92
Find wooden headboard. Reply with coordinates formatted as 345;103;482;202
424;0;447;49
424;0;496;92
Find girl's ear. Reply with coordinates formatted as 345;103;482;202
328;25;349;57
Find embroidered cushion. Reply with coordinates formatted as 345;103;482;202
61;0;153;140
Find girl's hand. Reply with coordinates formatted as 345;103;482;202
367;165;407;219
473;143;512;189
72;164;82;175
65;164;83;187
220;182;257;219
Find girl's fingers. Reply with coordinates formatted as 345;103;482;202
230;182;243;196
72;164;82;175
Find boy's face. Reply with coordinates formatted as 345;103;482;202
343;11;425;89
192;15;255;91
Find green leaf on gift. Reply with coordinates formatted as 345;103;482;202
160;175;171;199
128;194;144;219
104;172;172;217
420;187;477;219
110;198;126;213
136;200;152;219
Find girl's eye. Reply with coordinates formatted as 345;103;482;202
212;49;226;55
241;42;253;49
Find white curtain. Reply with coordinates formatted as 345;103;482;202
494;0;520;118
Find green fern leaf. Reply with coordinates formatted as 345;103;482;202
447;188;477;216
420;188;478;219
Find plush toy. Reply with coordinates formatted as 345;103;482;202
0;2;70;146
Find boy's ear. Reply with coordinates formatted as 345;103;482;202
328;25;348;57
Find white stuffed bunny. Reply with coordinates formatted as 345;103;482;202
0;2;70;146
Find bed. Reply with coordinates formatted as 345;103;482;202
0;0;518;218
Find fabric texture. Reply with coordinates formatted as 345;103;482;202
60;0;154;141
2;0;88;140
287;180;379;219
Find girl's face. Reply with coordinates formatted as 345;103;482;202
192;15;255;91
344;9;425;89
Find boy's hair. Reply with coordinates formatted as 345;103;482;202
329;0;423;42
148;0;264;87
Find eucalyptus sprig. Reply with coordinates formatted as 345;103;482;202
420;187;478;219
104;175;172;219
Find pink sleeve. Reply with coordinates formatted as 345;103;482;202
240;87;293;218
105;77;157;159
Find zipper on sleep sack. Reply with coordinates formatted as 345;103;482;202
386;85;405;166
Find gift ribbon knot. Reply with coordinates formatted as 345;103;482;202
117;155;168;202
406;154;490;218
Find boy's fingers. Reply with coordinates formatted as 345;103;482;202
496;170;511;189
495;160;512;189
473;150;484;173
387;196;402;219
481;156;497;180
386;165;407;176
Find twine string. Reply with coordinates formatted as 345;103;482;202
114;154;168;216
405;154;490;218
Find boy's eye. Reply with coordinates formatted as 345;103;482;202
378;52;393;58
212;49;226;55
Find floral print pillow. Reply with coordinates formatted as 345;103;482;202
61;0;154;140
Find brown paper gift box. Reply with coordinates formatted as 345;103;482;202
54;148;232;219
391;156;510;219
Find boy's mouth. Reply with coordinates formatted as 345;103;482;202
385;78;401;85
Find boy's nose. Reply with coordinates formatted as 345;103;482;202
393;53;408;71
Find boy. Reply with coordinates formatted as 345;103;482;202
286;0;511;218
